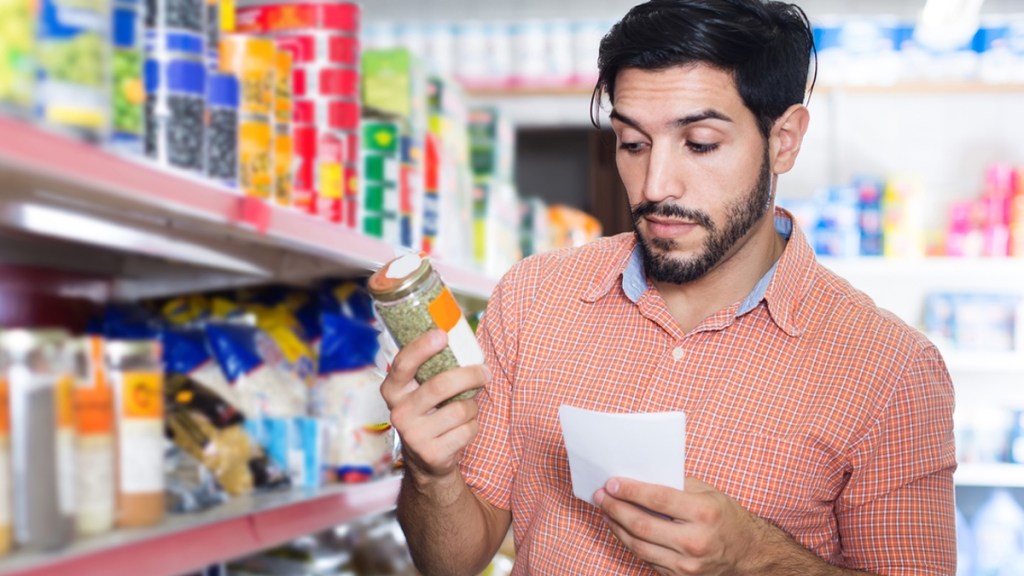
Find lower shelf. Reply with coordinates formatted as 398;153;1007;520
0;475;402;576
955;463;1024;488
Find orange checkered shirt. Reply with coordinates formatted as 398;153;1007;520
460;209;957;575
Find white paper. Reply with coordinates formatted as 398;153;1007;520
558;405;686;505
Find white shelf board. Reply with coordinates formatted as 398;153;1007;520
955;463;1024;488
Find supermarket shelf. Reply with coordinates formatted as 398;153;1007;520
0;117;496;300
944;351;1024;375
955;463;1024;488
0;475;402;576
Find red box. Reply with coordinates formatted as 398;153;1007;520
293;98;359;130
236;2;360;34
274;32;359;66
292;66;359;98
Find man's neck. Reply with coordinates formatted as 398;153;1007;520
653;217;785;334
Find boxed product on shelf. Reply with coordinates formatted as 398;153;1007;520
473;177;521;277
359;118;401;242
548;204;601;250
37;0;110;138
0;0;34;112
924;291;1023;352
518;195;551;259
468;106;515;183
110;0;144;154
426;76;475;268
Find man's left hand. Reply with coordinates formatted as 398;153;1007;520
593;476;761;576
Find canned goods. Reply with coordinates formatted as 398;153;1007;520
111;0;144;154
220;35;275;118
205;73;240;186
274;50;293;125
144;49;207;171
235;1;360;34
105;339;164;529
3;329;75;552
36;0;109;137
145;0;204;34
367;254;485;406
204;0;220;71
273;31;359;66
293;97;358;129
274;50;293;206
239;119;274;199
292;65;358;98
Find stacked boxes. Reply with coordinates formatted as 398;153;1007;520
468;106;520;275
236;0;361;224
360;120;401;242
426;76;474;267
360;48;428;249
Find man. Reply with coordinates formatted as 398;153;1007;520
380;1;957;574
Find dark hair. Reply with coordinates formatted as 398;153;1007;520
592;0;816;139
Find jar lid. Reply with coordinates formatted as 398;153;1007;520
367;253;433;302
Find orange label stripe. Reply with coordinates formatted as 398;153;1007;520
427;287;462;332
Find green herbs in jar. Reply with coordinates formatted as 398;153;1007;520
368;254;485;405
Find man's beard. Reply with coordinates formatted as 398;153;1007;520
632;148;773;285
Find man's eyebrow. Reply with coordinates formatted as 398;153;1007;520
609;108;734;129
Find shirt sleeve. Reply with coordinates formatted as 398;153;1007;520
836;344;957;576
458;260;527;511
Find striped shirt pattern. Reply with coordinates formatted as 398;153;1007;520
460;209;957;575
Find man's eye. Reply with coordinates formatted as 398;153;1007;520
687;142;719;154
619;142;646;155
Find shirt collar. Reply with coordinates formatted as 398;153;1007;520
583;208;813;337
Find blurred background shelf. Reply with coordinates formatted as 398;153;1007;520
0;475;402;576
0;116;497;301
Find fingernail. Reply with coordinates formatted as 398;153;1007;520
593;489;605;505
607;479;619;495
431;329;446;347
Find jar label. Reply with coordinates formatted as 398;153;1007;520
428;287;461;332
121;372;163;420
446;316;485;368
76;441;114;518
119;419;165;493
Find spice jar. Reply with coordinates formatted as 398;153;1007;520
368;254;485;405
3;329;75;552
72;335;116;536
105;339;164;529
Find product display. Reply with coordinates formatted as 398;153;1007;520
71;335;116;536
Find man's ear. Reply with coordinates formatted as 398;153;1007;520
769;104;810;175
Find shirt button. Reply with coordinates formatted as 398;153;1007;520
671;346;685;361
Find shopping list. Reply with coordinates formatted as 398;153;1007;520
557;405;686;505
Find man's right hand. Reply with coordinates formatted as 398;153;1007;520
380;329;490;482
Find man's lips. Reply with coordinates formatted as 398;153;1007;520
645;216;700;238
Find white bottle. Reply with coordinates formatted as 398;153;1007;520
972;489;1024;575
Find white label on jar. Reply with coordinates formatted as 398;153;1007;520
58;427;76;516
119;419;165;494
0;445;9;525
447;317;485;367
76;439;114;520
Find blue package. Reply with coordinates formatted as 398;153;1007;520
296;417;322;489
204;323;264;384
161;326;211;375
318;312;380;376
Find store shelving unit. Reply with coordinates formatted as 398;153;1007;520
0;117;496;574
0;116;497;301
0;475;401;576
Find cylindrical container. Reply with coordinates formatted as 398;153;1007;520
220;35;275;199
203;0;221;71
205;73;240;186
35;0;110;138
274;50;293;207
235;0;360;221
0;0;36;113
0;336;12;556
3;329;75;552
144;31;206;172
368;254;484;405
105;339;164;529
110;0;144;154
71;335;115;536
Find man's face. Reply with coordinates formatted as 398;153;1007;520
610;65;775;285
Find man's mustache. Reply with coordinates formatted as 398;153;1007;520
631;202;714;230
